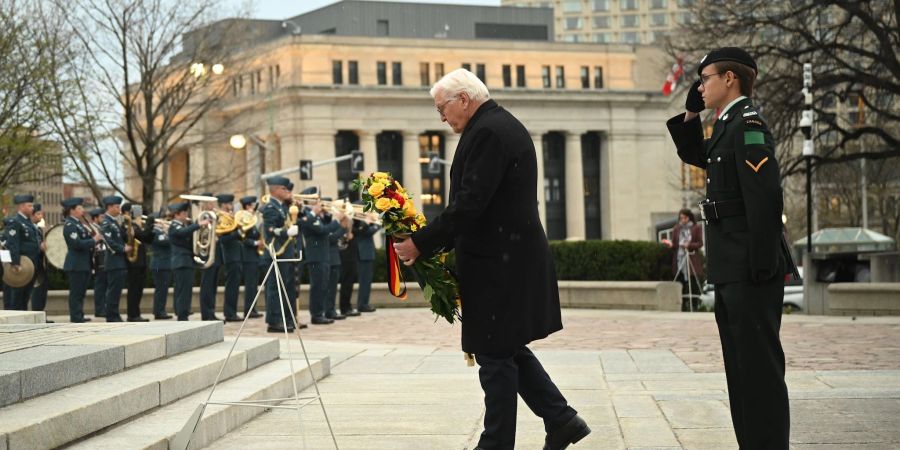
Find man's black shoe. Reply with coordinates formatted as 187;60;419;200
358;305;376;313
342;309;361;317
154;313;173;320
45;320;55;323
247;310;262;319
127;316;150;322
326;313;347;320
267;324;288;333
310;316;334;325
224;316;242;322
177;317;189;321
544;415;591;450
79;317;92;323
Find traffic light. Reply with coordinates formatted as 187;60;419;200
427;152;441;175
299;160;313;180
350;150;364;173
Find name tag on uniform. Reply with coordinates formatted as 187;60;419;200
0;250;10;263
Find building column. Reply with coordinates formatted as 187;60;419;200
358;130;378;175
565;131;585;240
402;131;423;205
443;133;460;200
530;131;547;229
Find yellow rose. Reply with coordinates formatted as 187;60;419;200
403;202;417;218
368;182;385;198
375;197;392;211
411;224;418;231
373;172;389;179
390;199;401;209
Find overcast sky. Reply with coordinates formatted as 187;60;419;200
242;0;499;20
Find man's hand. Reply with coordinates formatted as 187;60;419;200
199;218;211;227
124;245;133;253
393;238;420;266
93;234;103;242
287;225;299;237
40;242;46;252
685;80;705;114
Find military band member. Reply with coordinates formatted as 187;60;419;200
261;176;301;332
239;196;262;319
353;212;381;314
666;48;790;450
89;207;107;317
150;211;173;319
100;195;130;322
298;188;333;325
29;203;49;315
322;197;347;321
122;204;152;322
216;194;243;322
62;197;102;323
6;195;41;311
168;202;210;321
337;221;360;317
198;193;222;321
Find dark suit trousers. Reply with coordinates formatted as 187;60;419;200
339;258;358;312
31;267;47;311
242;262;259;314
357;260;374;309
2;285;11;310
104;268;126;321
199;264;220;320
172;268;193;320
306;262;329;318
66;271;89;322
475;346;576;450
325;264;340;316
222;262;242;318
93;271;107;316
152;268;171;317
126;266;146;318
715;278;790;450
264;260;296;327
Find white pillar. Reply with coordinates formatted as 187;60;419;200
402;131;423;205
565;131;585;240
359;130;378;175
531;131;547;229
443;133;460;200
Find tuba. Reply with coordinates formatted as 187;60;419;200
193;210;218;268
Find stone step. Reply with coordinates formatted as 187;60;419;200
0;337;280;450
0;321;223;408
0;311;46;324
67;356;331;450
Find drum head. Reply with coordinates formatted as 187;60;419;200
45;224;68;270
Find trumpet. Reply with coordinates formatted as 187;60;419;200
350;204;383;225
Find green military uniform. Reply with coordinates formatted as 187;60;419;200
168;202;201;320
62;198;96;322
666;47;790;450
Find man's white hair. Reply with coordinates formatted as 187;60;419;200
430;68;490;101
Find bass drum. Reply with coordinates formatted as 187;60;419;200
45;224;68;270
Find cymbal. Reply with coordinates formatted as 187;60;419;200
2;255;35;288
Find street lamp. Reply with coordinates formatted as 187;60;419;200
229;134;271;195
212;63;225;75
228;134;247;150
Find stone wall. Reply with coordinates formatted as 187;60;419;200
826;283;900;316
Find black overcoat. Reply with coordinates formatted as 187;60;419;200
412;100;562;354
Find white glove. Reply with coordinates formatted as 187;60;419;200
287;225;299;237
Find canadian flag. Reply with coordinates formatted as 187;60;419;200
662;57;684;96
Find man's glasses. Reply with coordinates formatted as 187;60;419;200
700;72;724;86
436;97;457;115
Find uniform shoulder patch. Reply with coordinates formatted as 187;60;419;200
744;130;766;145
69;232;78;239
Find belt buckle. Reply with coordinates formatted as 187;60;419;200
698;201;708;223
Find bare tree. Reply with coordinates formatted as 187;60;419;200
46;0;251;210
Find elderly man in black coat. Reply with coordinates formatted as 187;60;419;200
393;69;590;450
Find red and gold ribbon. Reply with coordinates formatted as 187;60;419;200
386;235;408;300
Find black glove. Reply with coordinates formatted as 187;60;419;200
685;80;705;113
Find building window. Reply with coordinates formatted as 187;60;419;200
593;0;610;11
542;65;551;88
565;17;583;30
594;66;604;88
377;132;403;187
476;63;486;83
392;62;402;86
562;34;580;42
250;72;256;94
555;66;565;88
231;78;238;97
593;33;612;43
619;0;638;10
582;132;602;239
621;31;640;44
516;65;526;87
418;132;445;220
335;131;358;199
650;31;668;43
651;13;668;26
502;65;512;87
593;16;610;29
580;66;590;89
543;132;566;240
562;0;582;13
621;14;640;27
348;60;359;85
377;61;387;85
435;62;445;79
676;12;695;25
650;0;667;9
332;60;343;85
377;19;389;36
462;62;471;71
677;0;695;6
420;62;430;86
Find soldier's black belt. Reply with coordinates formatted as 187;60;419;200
698;199;745;222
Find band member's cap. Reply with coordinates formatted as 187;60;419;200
61;197;84;208
121;203;132;213
240;196;257;205
286;182;294;192
200;192;214;198
266;176;290;187
33;203;42;213
300;186;318;196
215;193;235;203
696;47;758;76
89;207;105;217
102;195;123;206
13;194;34;204
168;202;190;213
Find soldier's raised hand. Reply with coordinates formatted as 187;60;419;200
686;80;705;113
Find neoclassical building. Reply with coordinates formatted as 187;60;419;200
154;1;683;241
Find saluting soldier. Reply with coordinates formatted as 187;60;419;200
260;177;303;332
666;48;790;450
322;197;347;322
298;188;333;325
89;207;107;318
62;197;103;323
198;193;222;321
168;202;210;321
216;194;242;322
29;203;49;316
239;196;262;319
100;195;130;322
5;195;41;311
352;209;381;314
122;204;152;322
150;211;173;319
